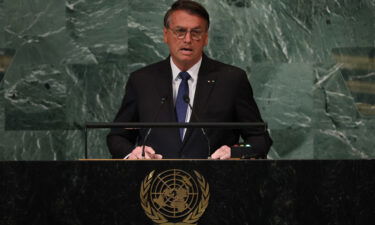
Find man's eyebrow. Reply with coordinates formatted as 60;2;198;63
173;26;204;30
174;26;186;30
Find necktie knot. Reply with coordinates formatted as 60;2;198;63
179;71;191;82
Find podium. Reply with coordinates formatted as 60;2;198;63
1;160;374;225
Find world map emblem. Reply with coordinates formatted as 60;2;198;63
140;169;210;225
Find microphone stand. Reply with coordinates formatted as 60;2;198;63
183;96;212;158
141;97;167;158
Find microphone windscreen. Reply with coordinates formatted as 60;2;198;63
183;95;190;103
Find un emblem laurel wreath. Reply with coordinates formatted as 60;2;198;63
140;170;210;225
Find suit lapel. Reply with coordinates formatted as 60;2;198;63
151;57;182;145
182;54;218;148
151;57;174;119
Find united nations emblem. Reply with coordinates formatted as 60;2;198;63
140;169;210;225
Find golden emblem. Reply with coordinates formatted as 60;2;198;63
140;169;210;225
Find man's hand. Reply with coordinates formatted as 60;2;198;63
210;145;231;160
128;146;163;159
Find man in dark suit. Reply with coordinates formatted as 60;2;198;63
107;0;272;159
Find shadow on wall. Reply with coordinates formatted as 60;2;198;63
0;48;15;83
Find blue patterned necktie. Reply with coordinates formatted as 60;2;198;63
175;71;191;140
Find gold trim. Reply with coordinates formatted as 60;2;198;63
333;54;375;70
182;171;210;224
140;170;168;224
346;80;375;95
356;103;375;115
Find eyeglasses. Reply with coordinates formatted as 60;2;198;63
169;27;205;41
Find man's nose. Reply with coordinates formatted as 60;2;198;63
183;31;192;43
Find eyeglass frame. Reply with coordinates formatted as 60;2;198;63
167;27;207;41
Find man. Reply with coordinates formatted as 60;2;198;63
107;0;272;159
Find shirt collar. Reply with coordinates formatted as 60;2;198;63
170;57;202;82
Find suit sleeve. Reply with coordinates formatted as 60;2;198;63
234;71;273;157
106;74;139;158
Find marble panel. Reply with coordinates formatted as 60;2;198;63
311;0;375;62
206;0;315;65
0;130;82;160
0;0;374;159
0;0;5;49
128;0;170;71
0;0;128;159
3;37;95;130
66;0;128;56
250;63;314;129
1;0;66;48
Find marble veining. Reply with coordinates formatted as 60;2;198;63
0;0;374;160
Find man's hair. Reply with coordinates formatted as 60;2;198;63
163;0;210;30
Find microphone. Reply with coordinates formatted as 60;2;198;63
183;95;212;159
141;96;168;158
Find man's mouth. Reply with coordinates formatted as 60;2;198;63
180;48;193;53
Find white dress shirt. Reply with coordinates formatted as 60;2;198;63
170;57;202;138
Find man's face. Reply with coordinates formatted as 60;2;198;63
163;10;208;71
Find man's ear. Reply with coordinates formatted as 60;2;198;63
163;27;168;43
204;33;209;46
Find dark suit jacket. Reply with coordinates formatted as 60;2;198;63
107;54;272;159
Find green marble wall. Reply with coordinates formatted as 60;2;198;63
0;0;374;160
